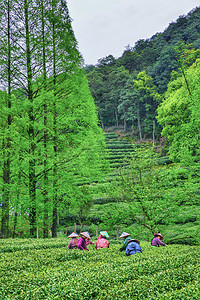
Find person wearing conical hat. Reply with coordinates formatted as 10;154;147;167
125;239;143;256
95;231;109;249
151;233;168;247
119;232;132;252
77;232;90;251
67;232;79;249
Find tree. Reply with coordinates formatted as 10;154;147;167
157;58;200;165
118;74;138;133
0;0;108;238
0;0;15;237
107;66;129;127
118;45;141;73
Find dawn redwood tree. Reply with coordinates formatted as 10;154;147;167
47;0;83;237
10;0;83;238
0;0;107;238
0;0;15;237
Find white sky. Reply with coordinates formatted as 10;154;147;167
67;0;199;66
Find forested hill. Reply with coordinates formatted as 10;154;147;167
85;6;200;140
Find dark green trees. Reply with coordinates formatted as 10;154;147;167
86;7;200;138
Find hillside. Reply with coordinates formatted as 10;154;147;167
85;6;200;140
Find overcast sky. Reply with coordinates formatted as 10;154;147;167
67;0;199;66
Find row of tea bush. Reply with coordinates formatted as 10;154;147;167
1;238;199;299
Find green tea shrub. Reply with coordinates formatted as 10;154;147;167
1;239;199;299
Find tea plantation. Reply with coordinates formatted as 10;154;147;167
1;238;199;299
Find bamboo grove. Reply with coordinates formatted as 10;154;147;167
0;0;107;238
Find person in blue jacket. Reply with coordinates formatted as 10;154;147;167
125;239;143;256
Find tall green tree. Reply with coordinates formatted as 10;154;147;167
0;0;14;237
157;58;200;165
0;0;108;238
118;71;161;140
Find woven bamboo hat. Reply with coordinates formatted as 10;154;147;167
119;232;131;238
81;232;90;239
154;233;164;240
68;232;79;238
100;231;109;238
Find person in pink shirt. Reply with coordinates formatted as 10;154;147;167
151;233;168;247
77;232;90;251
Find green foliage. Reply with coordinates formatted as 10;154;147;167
0;239;199;299
0;1;108;238
106;146;200;234
86;7;200;133
157;57;200;164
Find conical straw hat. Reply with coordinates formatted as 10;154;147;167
154;233;164;240
119;232;131;238
81;232;90;238
68;232;79;238
100;231;109;238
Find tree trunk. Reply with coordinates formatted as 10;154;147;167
1;0;12;238
1;158;10;238
13;212;18;238
123;114;127;132
52;206;58;238
153;120;155;145
98;110;104;130
137;106;142;141
25;0;37;238
115;107;119;128
52;7;58;238
41;0;49;239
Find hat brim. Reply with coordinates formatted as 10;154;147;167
154;233;164;240
100;231;109;238
68;232;79;238
119;233;131;238
81;232;90;239
127;239;140;245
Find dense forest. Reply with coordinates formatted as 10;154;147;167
0;3;199;244
86;6;200;141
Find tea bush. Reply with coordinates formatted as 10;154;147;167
1;238;199;299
